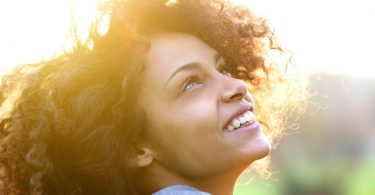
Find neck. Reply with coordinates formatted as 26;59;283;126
138;162;247;195
191;164;249;195
192;171;238;195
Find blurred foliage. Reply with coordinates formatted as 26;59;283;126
343;159;375;195
234;177;280;195
234;159;375;195
235;73;375;195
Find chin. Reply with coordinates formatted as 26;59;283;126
256;134;272;159
245;134;272;162
257;141;271;160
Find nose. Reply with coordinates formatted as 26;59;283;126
221;77;250;103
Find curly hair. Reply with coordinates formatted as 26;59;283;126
0;0;308;194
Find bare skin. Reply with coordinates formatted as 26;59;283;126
131;32;271;195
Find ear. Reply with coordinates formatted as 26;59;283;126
127;147;155;168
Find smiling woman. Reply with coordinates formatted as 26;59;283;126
0;0;307;194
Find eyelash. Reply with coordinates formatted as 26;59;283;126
181;65;232;93
182;76;201;93
218;64;232;77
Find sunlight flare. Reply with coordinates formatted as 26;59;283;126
1;0;375;78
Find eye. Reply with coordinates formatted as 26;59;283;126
182;77;201;92
218;64;232;77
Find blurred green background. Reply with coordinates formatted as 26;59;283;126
235;73;375;195
232;0;375;194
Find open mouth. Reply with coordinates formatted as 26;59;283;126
223;110;256;132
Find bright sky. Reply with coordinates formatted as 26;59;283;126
233;0;375;78
1;0;375;78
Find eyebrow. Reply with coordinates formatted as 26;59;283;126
165;63;202;86
165;53;223;86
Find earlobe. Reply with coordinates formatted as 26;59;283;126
127;147;154;167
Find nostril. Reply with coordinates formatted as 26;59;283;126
221;78;248;102
230;93;244;100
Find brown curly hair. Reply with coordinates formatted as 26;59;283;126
0;0;307;194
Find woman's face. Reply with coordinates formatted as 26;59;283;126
138;32;270;179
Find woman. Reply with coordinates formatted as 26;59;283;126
0;0;306;194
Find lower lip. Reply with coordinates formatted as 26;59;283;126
228;121;261;134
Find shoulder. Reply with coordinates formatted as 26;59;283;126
151;185;211;195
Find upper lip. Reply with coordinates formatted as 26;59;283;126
223;103;254;130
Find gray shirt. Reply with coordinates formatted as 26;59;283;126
151;185;211;195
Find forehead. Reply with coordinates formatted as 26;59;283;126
144;32;218;77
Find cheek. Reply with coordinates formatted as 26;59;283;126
154;98;218;143
176;90;219;124
173;98;221;143
146;98;222;164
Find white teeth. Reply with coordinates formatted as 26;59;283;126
248;111;256;122
227;125;234;132
244;112;251;121
239;117;246;124
232;119;241;128
224;111;257;132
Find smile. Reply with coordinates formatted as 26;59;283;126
223;110;256;132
